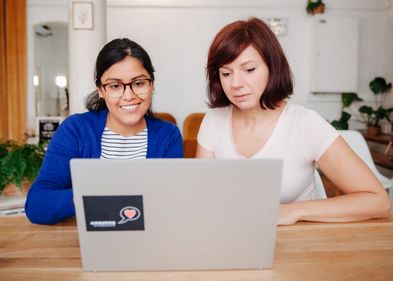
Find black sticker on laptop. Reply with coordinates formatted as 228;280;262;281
83;195;144;231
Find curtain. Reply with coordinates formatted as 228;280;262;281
0;0;26;141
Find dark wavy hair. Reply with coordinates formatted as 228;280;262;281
206;17;293;109
85;38;155;113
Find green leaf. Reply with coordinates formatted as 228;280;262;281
359;105;373;115
369;77;392;95
341;92;362;108
330;111;351;130
0;140;45;193
340;111;351;122
331;120;348;130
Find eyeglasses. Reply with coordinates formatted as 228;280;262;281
101;79;153;98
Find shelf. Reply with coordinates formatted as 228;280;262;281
370;150;393;170
360;130;392;145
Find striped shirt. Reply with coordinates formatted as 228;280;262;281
100;127;148;159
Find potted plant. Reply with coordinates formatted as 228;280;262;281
0;140;45;195
331;92;363;130
359;77;393;136
306;0;326;15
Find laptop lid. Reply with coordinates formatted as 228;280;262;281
70;158;282;271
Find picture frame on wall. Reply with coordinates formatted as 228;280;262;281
72;2;94;30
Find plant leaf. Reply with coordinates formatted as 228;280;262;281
341;92;362;108
369;77;391;95
359;105;373;115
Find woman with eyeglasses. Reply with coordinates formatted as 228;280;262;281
196;18;391;225
25;38;183;225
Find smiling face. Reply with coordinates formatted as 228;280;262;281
97;56;154;136
219;45;269;111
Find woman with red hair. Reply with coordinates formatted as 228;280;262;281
197;17;390;225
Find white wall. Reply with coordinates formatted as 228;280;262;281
386;0;393;107
27;0;392;132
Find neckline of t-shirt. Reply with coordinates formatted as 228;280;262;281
228;103;289;159
103;127;148;139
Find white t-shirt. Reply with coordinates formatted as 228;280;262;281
197;103;339;203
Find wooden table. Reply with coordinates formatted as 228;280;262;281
0;215;393;281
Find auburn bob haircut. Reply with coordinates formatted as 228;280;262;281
206;17;293;109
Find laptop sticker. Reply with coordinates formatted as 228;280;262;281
83;195;145;231
118;206;141;224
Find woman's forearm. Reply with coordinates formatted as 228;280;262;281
278;192;391;225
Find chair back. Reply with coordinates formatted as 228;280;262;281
182;113;205;158
154;112;177;125
183;113;205;140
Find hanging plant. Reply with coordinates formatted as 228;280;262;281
306;0;326;15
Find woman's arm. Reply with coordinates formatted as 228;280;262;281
163;126;184;158
25;117;81;225
278;136;391;225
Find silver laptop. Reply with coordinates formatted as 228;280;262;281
70;158;282;272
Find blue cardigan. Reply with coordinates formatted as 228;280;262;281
25;110;183;225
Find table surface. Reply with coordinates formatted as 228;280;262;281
0;215;393;281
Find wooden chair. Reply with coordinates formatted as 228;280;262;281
183;139;198;159
154;112;177;125
182;113;205;158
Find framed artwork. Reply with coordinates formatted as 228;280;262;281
72;2;94;30
264;18;288;36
